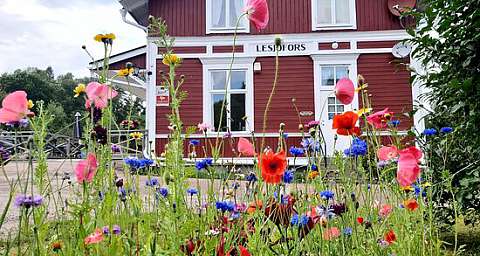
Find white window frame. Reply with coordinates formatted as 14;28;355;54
206;0;250;34
311;0;357;31
201;57;255;135
311;54;360;120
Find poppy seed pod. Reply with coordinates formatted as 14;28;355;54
126;62;133;69
81;45;86;49
291;98;296;103
279;123;285;130
180;75;185;79
274;37;282;47
298;124;304;131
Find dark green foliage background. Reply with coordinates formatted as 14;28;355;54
410;0;480;226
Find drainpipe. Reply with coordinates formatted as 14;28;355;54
120;8;147;32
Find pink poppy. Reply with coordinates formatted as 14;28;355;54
366;108;393;129
237;137;255;156
75;153;98;183
396;147;423;187
306;120;320;128
322;227;341;240
334;78;355;105
85;82;118;109
197;122;211;132
379;204;393;218
244;0;269;30
84;229;104;245
377;146;398;161
0;91;33;124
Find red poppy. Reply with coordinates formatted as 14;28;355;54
384;229;397;244
332;111;362;136
356;217;364;224
403;199;419;211
258;150;287;184
239;246;251;256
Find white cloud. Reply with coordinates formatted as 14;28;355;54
0;0;145;78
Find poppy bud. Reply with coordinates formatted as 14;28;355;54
126;62;133;69
115;178;124;188
274;36;282;47
279;123;285;130
180;75;185;79
291;98;296;103
298;124;304;131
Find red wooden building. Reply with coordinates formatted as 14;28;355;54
110;0;423;160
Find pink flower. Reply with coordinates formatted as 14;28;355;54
366;108;393;129
197;122;211;132
322;227;341;240
245;0;269;30
85;82;118;109
84;229;104;245
396;147;423;187
237;137;256;156
379;204;393;218
377;146;398;161
334;78;355;105
306;120;320;128
75;153;98;183
0;91;33;124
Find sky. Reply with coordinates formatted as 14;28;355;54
0;0;146;78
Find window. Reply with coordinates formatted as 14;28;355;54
209;70;248;132
207;0;249;34
312;0;356;30
320;65;349;87
327;97;345;120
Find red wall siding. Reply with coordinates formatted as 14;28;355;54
318;42;351;50
254;56;315;133
155;58;203;134
149;0;403;37
357;53;413;130
109;54;146;70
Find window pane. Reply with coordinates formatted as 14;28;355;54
328;97;336;104
317;0;332;24
337;105;345;113
322;67;335;86
212;94;228;132
335;0;350;24
231;71;246;89
212;71;226;90
229;0;244;27
212;0;226;28
230;94;246;131
335;67;349;82
328;106;336;113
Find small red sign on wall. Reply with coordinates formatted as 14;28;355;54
156;86;169;106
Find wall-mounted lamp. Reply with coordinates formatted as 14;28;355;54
331;41;339;49
254;62;262;73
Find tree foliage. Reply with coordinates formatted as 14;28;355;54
410;0;480;225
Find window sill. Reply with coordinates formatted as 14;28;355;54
206;28;250;34
312;25;356;31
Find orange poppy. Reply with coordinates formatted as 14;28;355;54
332;111;362;136
246;200;263;214
258;150;287;184
403;199;419;211
385;229;397;244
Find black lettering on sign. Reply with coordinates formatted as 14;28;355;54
256;43;307;53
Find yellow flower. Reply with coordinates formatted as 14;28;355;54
94;33;116;43
117;68;133;77
355;84;368;92
422;182;432;188
162;54;181;66
27;100;34;109
356;107;372;116
401;185;414;192
308;171;319;179
130;132;143;140
74;83;86;97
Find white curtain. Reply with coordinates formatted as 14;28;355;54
212;0;226;27
230;0;245;27
335;0;350;24
317;0;332;24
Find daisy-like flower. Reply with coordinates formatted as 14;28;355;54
162;54;181;66
74;83;86;97
94;33;116;44
117;68;134;77
130;131;144;140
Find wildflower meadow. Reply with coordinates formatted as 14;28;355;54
0;0;477;255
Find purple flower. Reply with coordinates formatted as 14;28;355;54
187;187;198;196
440;127;453;134
157;187;169;198
145;177;159;187
14;195;43;208
111;144;121;153
245;172;257;182
112;225;121;235
102;226;110;235
189;139;200;146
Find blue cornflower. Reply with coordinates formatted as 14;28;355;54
389;120;400;127
289;146;304;157
301;138;320;152
245;172;257;182
311;164;318;171
423;128;437;136
232;182;240;189
156;187;169;198
189;139;200;146
413;185;427;198
344;138;368;157
343;227;353;236
320;190;334;200
14;195;43;208
283;133;289;139
195;158;213;171
140;158;154;167
124;157;141;169
215;201;235;212
187;187;198;196
300;215;310;226
440;127;453;134
291;214;299;225
283;170;294;184
119;188;127;201
145;177;159;187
